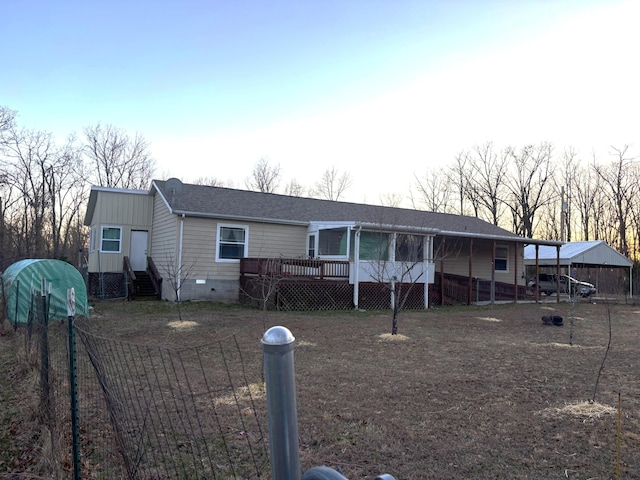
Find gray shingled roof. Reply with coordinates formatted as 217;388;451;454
152;179;553;244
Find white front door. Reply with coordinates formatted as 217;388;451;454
130;231;148;271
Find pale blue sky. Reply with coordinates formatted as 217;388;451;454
3;0;639;203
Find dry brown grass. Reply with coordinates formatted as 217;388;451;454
541;401;617;419
3;300;640;479
377;333;410;341
166;320;199;331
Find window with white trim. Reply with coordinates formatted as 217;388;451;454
495;245;509;271
308;234;316;258
101;226;122;253
318;227;348;256
216;224;248;261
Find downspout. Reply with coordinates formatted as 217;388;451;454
630;265;633;299
535;244;540;303
353;227;361;310
177;213;185;302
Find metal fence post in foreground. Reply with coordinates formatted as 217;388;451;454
67;288;82;480
262;326;398;480
262;326;301;480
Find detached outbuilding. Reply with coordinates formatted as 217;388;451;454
524;240;633;297
1;259;89;325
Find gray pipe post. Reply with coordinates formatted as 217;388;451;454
262;326;301;480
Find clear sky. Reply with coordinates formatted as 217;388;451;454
3;0;639;203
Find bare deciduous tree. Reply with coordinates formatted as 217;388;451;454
593;145;638;257
0;106;16;140
411;169;452;213
283;178;305;197
504;142;555;238
159;253;198;320
84;123;155;189
47;137;88;259
0;111;88;266
245;158;281;193
312;166;352;201
192;176;232;187
465;142;509;226
447;152;471;216
379;192;404;208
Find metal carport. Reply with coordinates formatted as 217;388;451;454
524;240;633;297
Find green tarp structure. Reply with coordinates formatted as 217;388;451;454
1;259;89;325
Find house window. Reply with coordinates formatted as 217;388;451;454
318;227;348;256
495;245;509;271
217;224;248;261
396;234;424;262
101;226;122;253
308;234;316;258
353;231;390;261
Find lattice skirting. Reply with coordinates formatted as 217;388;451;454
240;277;428;311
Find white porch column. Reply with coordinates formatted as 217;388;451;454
353;227;361;309
390;233;397;309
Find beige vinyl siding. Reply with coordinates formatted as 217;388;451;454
179;218;307;281
87;191;153;272
435;238;525;285
91;190;153;226
150;194;180;274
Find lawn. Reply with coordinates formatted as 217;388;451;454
2;299;639;479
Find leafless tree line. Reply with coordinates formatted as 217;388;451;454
0;105;155;270
211;157;354;201
412;142;640;260
2;101;638;272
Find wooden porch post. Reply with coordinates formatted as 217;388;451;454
468;239;473;305
491;240;496;304
556;244;561;304
514;241;518;303
440;238;445;305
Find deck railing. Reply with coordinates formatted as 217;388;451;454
240;258;350;279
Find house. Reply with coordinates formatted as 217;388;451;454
83;179;560;309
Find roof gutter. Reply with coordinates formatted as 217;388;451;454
438;229;564;246
170;210;310;226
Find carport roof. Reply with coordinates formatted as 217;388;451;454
524;240;633;267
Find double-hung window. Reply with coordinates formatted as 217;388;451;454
217;224;248;261
495;245;509;271
101;226;122;253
